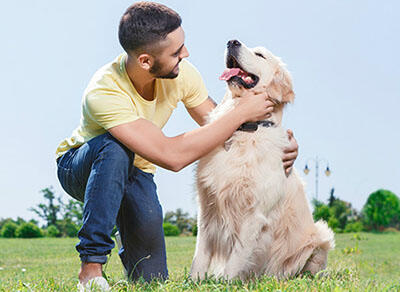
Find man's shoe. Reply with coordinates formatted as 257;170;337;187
77;276;110;291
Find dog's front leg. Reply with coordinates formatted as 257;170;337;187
223;217;268;280
190;226;212;280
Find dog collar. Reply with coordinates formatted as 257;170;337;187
237;120;275;132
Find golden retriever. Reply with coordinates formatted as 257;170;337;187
191;40;335;280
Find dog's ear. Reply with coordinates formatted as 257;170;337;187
267;66;295;104
280;67;295;103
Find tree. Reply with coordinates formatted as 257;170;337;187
57;199;83;237
30;187;61;227
312;194;362;233
312;199;330;222
328;188;336;207
163;208;195;233
61;199;83;226
362;189;400;231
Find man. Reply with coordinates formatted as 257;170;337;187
56;1;298;289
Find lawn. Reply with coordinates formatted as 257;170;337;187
0;233;399;291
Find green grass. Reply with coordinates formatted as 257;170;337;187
0;233;399;291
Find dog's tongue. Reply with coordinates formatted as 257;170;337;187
219;68;241;81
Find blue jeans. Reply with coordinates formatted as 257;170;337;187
56;132;168;281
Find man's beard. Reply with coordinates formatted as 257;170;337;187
150;59;179;79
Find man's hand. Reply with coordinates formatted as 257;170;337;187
282;129;298;176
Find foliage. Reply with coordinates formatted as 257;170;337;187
15;223;43;238
192;223;198;236
1;221;18;238
344;221;364;233
46;225;61;238
362;189;400;231
61;199;83;226
164;208;195;233
163;222;180;236
313;194;362;233
57;219;80;237
29;187;83;237
327;217;339;230
29;187;61;228
313;204;330;222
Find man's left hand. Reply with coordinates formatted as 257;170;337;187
282;129;298;176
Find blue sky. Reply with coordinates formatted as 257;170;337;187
1;0;399;222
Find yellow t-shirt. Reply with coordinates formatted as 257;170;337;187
56;54;208;173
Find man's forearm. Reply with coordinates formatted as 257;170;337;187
164;106;246;171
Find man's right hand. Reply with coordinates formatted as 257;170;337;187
235;88;275;122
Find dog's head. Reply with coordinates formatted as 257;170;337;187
220;40;294;104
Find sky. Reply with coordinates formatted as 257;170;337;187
0;0;399;223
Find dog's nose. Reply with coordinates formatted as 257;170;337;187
227;40;241;48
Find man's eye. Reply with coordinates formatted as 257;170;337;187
255;52;266;59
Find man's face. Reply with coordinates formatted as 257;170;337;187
149;26;189;79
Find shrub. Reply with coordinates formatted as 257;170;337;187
1;222;18;238
192;223;198;236
15;223;43;238
163;223;180;236
58;219;80;237
344;221;364;233
314;205;330;222
46;225;61;237
328;217;339;229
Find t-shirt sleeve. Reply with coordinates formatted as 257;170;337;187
180;61;209;108
83;90;139;130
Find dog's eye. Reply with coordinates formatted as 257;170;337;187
255;52;266;59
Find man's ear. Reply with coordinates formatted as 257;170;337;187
137;53;154;71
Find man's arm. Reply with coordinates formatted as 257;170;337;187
186;96;217;126
187;96;299;175
109;91;274;172
187;97;299;175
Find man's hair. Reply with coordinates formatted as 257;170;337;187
118;2;182;55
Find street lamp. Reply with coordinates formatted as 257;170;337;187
303;156;331;200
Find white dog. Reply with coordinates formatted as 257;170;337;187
191;40;335;280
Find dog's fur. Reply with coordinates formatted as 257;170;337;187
191;41;335;280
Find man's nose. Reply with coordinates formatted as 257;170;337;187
181;45;189;58
227;40;241;48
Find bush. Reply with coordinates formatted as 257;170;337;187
57;219;80;237
15;223;43;238
314;205;330;222
1;222;18;238
46;225;61;237
328;217;339;229
192;223;198;236
163;223;180;236
64;223;79;237
344;221;364;233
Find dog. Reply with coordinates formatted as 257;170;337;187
190;40;335;280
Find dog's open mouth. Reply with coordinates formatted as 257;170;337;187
219;55;259;88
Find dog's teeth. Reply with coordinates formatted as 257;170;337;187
244;76;252;83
